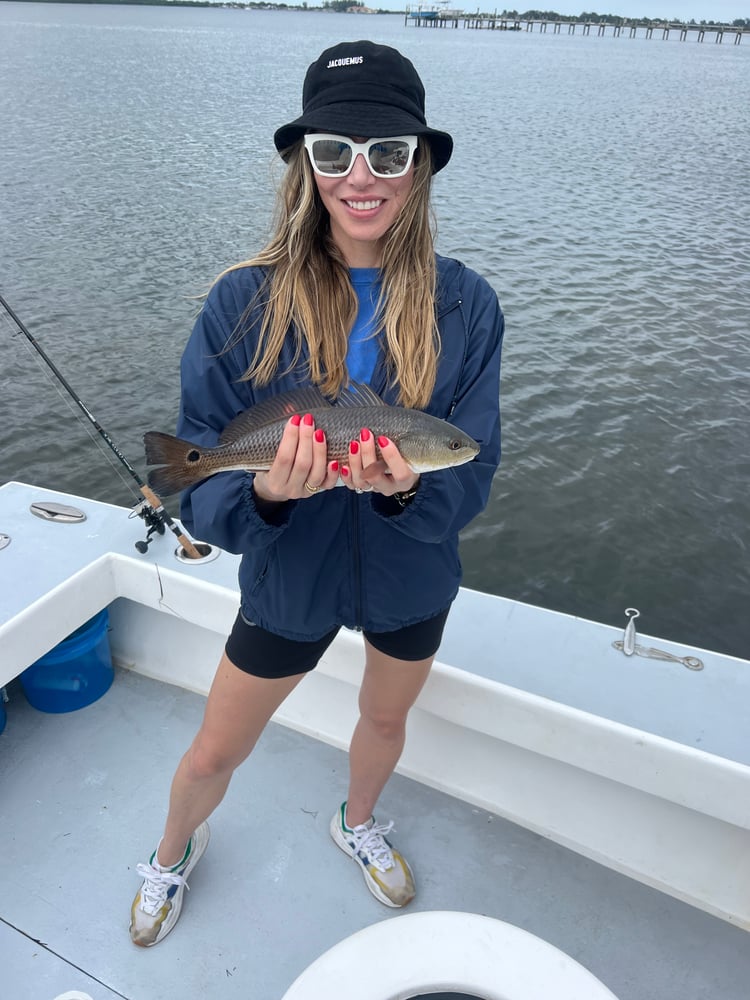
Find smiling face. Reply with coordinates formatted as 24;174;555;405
311;136;416;268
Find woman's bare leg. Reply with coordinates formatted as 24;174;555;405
157;652;306;866
345;642;433;828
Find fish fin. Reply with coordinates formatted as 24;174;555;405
143;431;206;496
220;386;333;444
335;383;388;408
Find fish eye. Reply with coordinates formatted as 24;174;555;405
449;440;462;451
187;449;201;463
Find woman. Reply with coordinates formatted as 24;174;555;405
130;39;504;947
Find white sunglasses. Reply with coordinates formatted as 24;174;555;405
303;134;418;178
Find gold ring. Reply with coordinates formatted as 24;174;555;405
304;481;320;494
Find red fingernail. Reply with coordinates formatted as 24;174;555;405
315;428;324;443
378;436;389;448
330;461;339;472
303;413;313;426
341;466;350;477
350;440;359;455
291;415;301;427
360;428;371;442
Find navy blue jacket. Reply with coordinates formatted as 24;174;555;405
178;254;503;640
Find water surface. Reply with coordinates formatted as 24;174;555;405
1;4;748;657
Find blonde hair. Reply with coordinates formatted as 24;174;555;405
220;140;440;409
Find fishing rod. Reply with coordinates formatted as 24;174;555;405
0;293;203;560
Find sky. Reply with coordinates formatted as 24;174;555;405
560;2;750;19
346;3;750;20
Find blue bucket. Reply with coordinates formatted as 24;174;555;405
21;609;114;713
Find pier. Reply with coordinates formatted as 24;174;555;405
404;10;748;44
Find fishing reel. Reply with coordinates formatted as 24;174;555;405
130;500;166;554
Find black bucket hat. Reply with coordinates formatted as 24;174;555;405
274;40;453;174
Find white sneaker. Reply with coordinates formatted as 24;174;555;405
330;802;415;907
129;822;210;947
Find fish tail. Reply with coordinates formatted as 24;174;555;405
143;431;207;495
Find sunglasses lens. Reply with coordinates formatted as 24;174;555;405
367;140;412;176
309;138;353;175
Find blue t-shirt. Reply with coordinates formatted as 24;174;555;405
346;268;381;385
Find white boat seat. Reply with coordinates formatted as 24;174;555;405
282;910;619;999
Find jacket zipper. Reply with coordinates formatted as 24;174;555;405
438;296;466;418
350;489;363;629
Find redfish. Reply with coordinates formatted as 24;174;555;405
144;383;479;495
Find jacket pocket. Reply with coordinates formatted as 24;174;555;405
248;547;274;598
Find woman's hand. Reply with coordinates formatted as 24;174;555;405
252;414;339;503
343;428;420;498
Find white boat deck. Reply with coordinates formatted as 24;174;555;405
2;667;749;1000
1;480;749;999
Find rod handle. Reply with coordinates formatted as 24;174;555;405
139;485;204;560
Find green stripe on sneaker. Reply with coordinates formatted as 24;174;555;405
340;802;352;833
150;837;192;872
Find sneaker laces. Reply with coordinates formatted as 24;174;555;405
135;862;188;915
349;820;395;873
